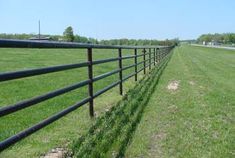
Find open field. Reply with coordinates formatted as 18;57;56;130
1;45;234;157
125;45;235;157
0;48;147;157
191;44;235;50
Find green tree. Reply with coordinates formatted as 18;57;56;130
63;26;75;42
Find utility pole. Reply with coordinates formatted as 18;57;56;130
38;20;41;39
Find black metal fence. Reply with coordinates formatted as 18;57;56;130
0;39;174;151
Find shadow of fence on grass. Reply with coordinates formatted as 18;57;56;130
71;53;172;158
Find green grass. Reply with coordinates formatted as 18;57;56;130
1;45;234;157
0;48;147;157
125;45;235;157
70;52;172;157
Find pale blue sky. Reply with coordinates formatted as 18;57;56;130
0;0;234;40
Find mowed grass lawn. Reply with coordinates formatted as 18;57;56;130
0;45;234;157
125;45;234;157
0;48;146;157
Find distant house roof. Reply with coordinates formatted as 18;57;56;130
29;36;52;40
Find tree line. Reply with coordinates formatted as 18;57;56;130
62;26;179;46
0;26;179;46
0;33;98;44
99;38;179;46
197;33;235;44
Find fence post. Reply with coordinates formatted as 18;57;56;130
153;48;156;66
87;48;94;117
149;48;151;70
162;48;164;61
164;48;166;57
164;48;166;58
143;48;146;74
156;48;158;64
134;48;137;81
118;48;123;95
160;48;162;63
163;48;165;59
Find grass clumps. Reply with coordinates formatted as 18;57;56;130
71;53;172;157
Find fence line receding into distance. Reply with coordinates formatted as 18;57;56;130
0;39;174;151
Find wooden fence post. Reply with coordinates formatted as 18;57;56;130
149;48;151;70
134;48;137;81
87;48;94;117
160;48;162;63
156;48;158;64
153;48;156;66
143;48;146;74
118;48;123;95
163;48;166;58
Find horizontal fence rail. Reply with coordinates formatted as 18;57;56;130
0;39;174;151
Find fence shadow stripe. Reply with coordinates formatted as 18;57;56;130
71;53;173;158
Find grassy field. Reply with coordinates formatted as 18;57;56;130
0;48;147;157
1;45;234;157
69;45;234;157
70;52;172;157
125;45;235;157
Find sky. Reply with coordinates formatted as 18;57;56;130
0;0;235;40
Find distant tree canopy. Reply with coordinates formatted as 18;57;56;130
0;33;33;40
99;38;179;46
63;26;75;42
197;33;235;44
0;29;179;46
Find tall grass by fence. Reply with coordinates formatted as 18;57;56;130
0;39;174;151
